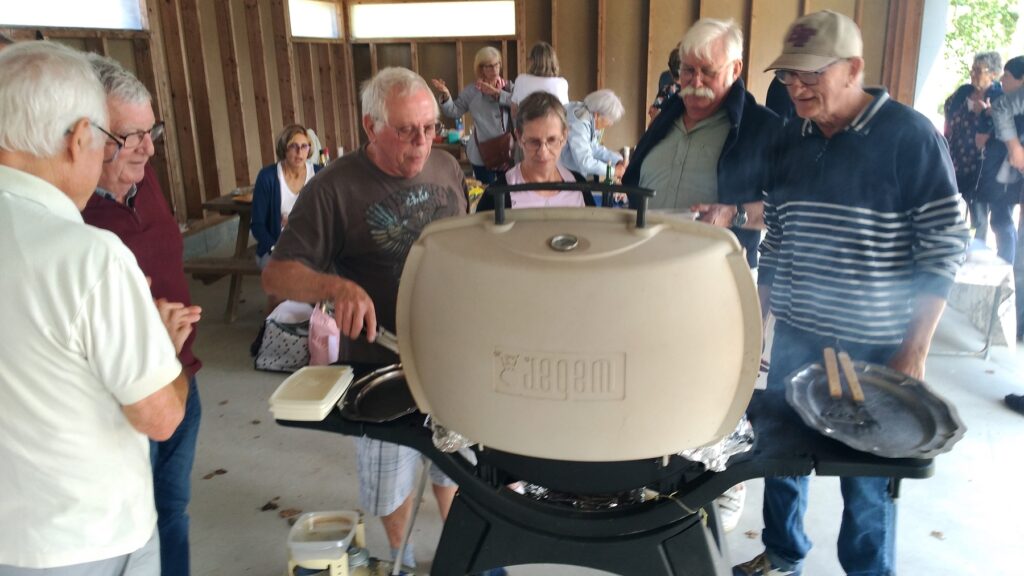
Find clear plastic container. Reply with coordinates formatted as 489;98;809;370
287;510;360;563
269;366;354;421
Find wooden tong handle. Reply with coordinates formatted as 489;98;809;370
837;351;865;403
823;347;842;399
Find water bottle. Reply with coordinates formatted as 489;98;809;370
455;118;464;138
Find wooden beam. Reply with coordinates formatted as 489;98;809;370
515;0;526;76
297;43;318;129
157;0;204;220
83;37;109;56
332;42;360;153
318;43;340;160
410;42;419;74
551;0;558;54
244;0;275;166
135;4;185;221
1;26;146;40
214;0;251;187
179;0;221;202
596;0;605;89
455;40;464;93
269;0;298;125
369;42;378;76
881;0;924;104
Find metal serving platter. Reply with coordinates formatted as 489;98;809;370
337;364;419;423
786;360;965;459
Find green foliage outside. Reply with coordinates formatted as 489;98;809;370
942;0;1019;104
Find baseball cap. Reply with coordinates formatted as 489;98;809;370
765;10;863;72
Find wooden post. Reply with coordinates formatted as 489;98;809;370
297;43;318;130
515;0;526;75
881;0;924;105
214;0;251;187
270;0;298;125
596;0;605;89
243;0;275;166
180;0;222;203
318;43;340;158
157;0;204;220
137;2;185;220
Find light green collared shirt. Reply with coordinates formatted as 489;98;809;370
638;109;729;212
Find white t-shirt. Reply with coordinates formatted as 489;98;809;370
0;166;182;568
277;160;315;221
511;73;570;104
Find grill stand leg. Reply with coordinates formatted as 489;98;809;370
430;492;731;576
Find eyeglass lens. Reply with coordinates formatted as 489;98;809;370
120;122;165;148
394;122;440;141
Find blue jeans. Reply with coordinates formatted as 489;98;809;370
762;322;896;576
989;196;1017;264
150;376;202;576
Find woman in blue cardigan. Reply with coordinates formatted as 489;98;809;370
251;124;323;268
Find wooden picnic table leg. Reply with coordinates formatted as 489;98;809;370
224;212;253;323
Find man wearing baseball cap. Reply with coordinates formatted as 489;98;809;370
734;11;968;576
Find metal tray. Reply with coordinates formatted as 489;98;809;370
337;364;419;423
786;360;965;459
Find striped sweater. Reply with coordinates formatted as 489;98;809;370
759;89;969;345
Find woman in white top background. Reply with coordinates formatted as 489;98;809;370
251;124;323;269
511;42;570;106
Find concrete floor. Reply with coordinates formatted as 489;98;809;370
187;275;1023;575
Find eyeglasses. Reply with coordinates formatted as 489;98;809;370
774;61;841;86
481;62;501;70
520;136;564;153
116;122;165;149
94;124;123;163
287;142;311;153
679;62;732;82
388;122;441;142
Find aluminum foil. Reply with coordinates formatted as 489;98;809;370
677;414;755;472
521;483;648;510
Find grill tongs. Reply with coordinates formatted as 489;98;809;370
822;347;879;429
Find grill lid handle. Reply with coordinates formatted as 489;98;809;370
483;182;655;228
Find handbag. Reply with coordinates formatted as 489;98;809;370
474;101;515;172
254;300;313;372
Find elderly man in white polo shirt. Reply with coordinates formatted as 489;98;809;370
0;42;190;575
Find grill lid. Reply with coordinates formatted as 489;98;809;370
397;207;762;461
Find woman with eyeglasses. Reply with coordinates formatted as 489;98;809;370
944;52;1003;241
973;55;1024;265
477;92;595;211
430;46;514;184
251;124;324;269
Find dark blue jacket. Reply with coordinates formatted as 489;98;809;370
251;162;323;257
623;78;781;267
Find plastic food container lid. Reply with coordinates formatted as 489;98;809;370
270;366;354;421
287;510;360;562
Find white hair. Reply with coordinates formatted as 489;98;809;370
86;52;151;104
360;67;437;132
0;41;107;158
680;18;743;64
583;89;624;123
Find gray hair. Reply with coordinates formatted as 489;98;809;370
360;67;437;132
680;18;743;64
974;51;1003;75
0;41;107;158
583;89;624;124
86;52;151;104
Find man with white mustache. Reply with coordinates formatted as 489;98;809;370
623;17;780;270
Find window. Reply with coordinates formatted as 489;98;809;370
0;0;144;30
350;1;515;40
289;0;341;39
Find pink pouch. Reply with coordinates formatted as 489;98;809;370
308;302;340;365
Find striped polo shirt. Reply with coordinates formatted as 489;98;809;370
759;89;969;345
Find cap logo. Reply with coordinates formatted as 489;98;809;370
787;24;817;48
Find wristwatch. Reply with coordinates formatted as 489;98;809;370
732;203;748;227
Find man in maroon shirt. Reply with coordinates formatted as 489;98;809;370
82;54;202;576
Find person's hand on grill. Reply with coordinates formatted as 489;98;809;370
330;278;377;342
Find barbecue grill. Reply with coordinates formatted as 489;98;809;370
278;184;937;575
